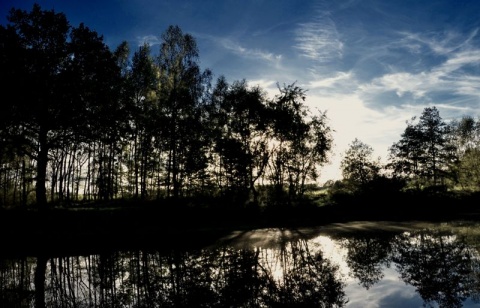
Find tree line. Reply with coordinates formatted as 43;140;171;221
0;4;333;208
338;106;480;197
2;4;480;210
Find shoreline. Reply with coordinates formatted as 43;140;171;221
1;199;480;257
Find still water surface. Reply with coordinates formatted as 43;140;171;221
2;220;480;307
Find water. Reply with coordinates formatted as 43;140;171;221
2;220;480;307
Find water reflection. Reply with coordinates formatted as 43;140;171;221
341;234;394;290
392;230;478;308
2;221;480;307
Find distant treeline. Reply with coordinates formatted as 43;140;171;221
0;4;333;208
1;4;480;210
333;106;480;203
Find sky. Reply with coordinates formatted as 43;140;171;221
2;0;480;183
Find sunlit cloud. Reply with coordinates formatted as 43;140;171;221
362;72;431;99
308;92;420;182
247;79;278;97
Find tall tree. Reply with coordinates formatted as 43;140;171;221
211;78;271;203
156;25;211;198
126;43;159;199
417;107;456;185
284;111;332;198
388;106;457;188
0;4;121;207
450;116;480;191
0;4;71;208
388;119;424;184
267;83;332;202
267;83;309;200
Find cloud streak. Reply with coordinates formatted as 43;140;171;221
220;38;282;62
137;35;161;47
294;10;343;64
362;51;480;101
397;28;480;56
356;29;480;110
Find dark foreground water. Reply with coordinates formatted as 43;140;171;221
2;220;480;308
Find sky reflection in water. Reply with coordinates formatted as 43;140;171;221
2;221;480;307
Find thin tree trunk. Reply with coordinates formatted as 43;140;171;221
22;159;27;207
36;128;49;209
34;256;47;308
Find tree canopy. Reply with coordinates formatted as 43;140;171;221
388;107;457;189
2;4;480;211
0;4;333;208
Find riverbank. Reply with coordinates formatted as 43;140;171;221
1;192;480;257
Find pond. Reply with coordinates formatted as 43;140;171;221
2;220;480;307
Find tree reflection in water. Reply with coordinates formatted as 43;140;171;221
341;234;393;290
392;230;478;308
2;223;480;307
1;242;347;307
333;223;480;308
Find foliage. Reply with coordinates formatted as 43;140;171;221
0;4;333;209
387;106;457;190
450;116;480;191
3;4;480;213
266;83;332;206
0;4;122;207
340;138;381;188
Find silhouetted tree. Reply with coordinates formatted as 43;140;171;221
209;78;271;204
284;110;332;199
156;25;212;199
0;4;122;206
124;43;159;199
267;83;332;205
388;106;457;189
341;138;381;189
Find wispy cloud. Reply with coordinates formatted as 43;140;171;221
359;32;480;103
136;35;161;46
195;32;283;64
138;33;284;66
438;50;480;73
362;64;480;102
294;10;343;63
397;28;479;56
220;38;282;62
308;72;353;89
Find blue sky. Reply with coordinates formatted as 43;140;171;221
2;0;480;182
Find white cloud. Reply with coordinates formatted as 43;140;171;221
196;32;283;66
220;38;282;63
136;35;161;46
437;50;480;74
294;10;343;63
362;72;430;99
360;47;480;101
308;72;353;89
398;29;479;56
